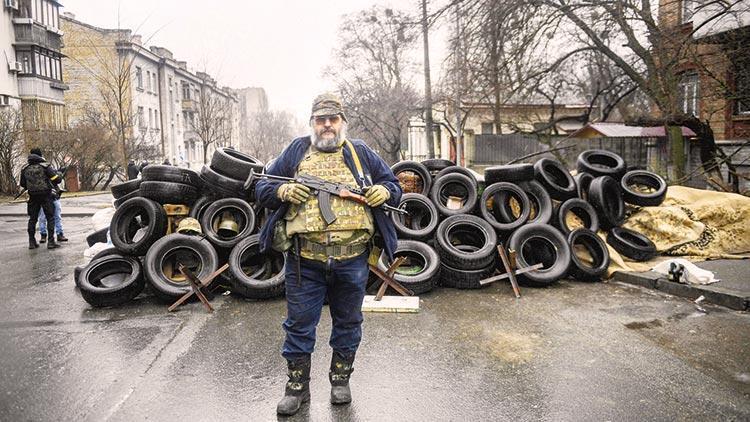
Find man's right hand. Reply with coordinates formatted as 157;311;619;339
277;183;311;205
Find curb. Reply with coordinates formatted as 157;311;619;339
613;271;750;311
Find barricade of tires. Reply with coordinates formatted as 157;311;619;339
385;151;666;293
76;148;286;308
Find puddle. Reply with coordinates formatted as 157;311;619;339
624;319;664;329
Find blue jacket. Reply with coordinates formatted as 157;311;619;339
256;136;402;260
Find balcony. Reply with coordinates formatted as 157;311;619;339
181;99;196;111
13;20;62;51
17;76;65;102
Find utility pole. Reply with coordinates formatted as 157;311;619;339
454;2;463;167
421;0;435;159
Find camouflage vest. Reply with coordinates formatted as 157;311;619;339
285;145;374;260
24;164;50;194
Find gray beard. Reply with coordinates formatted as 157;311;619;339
311;125;346;152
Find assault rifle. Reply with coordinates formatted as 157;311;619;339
246;169;408;225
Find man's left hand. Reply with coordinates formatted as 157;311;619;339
364;185;390;207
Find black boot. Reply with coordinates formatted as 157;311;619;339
57;233;68;241
329;351;355;405
276;356;311;416
39;234;46;243
47;231;60;249
28;235;39;249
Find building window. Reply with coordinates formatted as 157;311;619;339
736;58;750;115
16;51;33;74
152;73;157;94
678;72;699;116
146;71;151;92
182;82;190;100
681;0;695;24
481;122;494;134
138;106;145;129
136;67;143;89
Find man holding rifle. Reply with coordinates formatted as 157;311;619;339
256;92;402;416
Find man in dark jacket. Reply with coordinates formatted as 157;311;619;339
127;160;139;180
255;93;401;416
20;148;62;249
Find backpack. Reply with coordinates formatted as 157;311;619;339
24;164;51;194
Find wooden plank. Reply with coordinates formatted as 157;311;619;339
362;295;419;313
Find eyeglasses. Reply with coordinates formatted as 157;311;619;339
313;115;341;125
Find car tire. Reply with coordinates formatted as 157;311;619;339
110;197;168;256
77;254;145;307
377;240;440;295
391;193;440;241
577;149;627;181
139;181;199;205
421;158;454;173
438;261;496;289
554;198;599;235
430;172;478;216
533;158;577;201
141;165;203;188
200;165;247;198
200;198;256;250
606;227;657;261
484;163;535;185
391;161;432;196
567;228;610;282
144;234;219;302
479;182;530;234
85;227;109;247
574;172;594;201
588;176;624;230
210;147;265;181
189;195;212;221
620;170;667;206
435;165;478;187
113;188;141;208
496;180;552;226
111;179;141;199
227;234;286;299
508;223;571;287
434;214;497;270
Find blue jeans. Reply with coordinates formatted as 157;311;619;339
282;251;369;360
38;198;62;235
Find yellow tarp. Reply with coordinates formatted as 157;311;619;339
601;186;750;276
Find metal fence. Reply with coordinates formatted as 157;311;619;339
471;134;655;171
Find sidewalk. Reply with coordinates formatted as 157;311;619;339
0;191;113;217
613;259;750;311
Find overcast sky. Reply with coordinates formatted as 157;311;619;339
60;0;440;123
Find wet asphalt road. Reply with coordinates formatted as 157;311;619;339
0;216;748;422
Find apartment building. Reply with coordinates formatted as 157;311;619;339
61;13;240;169
231;86;268;152
1;0;67;139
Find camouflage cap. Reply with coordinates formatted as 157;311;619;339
176;217;202;235
311;92;348;122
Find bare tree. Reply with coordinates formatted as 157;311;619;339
244;109;299;163
325;6;422;164
0;108;24;194
190;89;232;164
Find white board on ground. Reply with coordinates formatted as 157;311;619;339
361;295;420;313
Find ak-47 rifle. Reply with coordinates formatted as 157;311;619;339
246;169;408;225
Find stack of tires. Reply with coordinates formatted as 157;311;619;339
387;150;667;292
76;148;286;307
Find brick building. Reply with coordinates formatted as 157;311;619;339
659;0;750;140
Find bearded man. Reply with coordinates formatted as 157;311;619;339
255;92;402;416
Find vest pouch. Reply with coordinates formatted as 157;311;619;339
271;219;292;252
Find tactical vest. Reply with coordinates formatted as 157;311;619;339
24;164;50;194
285;146;374;260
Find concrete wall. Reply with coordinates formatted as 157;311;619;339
0;7;20;107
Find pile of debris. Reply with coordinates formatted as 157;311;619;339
75;148;285;307
384;150;666;294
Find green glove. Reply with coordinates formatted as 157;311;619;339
364;185;390;207
277;183;311;205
